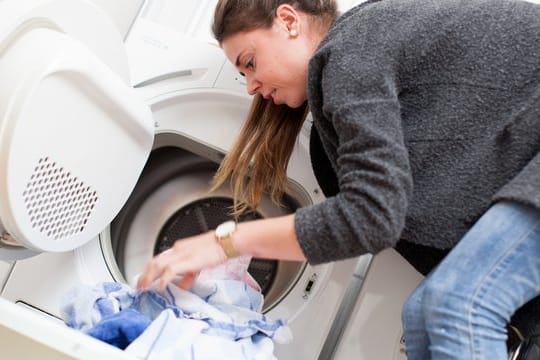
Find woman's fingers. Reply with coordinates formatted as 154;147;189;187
136;248;177;290
176;272;197;290
136;231;227;290
158;265;176;292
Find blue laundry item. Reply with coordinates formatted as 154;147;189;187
131;288;183;319
86;308;151;349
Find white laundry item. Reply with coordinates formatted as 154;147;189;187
125;308;279;360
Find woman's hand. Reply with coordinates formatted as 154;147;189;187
136;231;227;291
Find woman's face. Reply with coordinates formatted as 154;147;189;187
221;6;317;108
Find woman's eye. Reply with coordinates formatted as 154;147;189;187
238;58;254;76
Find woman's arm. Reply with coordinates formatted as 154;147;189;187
136;214;305;290
235;214;305;260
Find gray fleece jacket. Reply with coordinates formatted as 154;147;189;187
295;0;540;264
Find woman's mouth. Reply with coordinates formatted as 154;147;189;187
263;89;276;101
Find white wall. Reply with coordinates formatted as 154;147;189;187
337;0;368;13
91;0;540;39
90;0;145;39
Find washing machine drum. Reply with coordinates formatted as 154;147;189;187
109;147;303;302
0;0;154;259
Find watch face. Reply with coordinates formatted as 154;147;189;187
217;220;236;236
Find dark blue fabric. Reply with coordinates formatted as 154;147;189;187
86;308;151;349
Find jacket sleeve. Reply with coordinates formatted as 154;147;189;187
295;42;413;265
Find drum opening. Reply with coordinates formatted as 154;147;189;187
108;142;306;311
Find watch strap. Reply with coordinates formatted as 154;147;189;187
217;233;238;258
215;221;238;258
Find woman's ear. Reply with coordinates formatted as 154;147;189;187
275;4;300;37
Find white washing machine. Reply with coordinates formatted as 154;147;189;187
0;0;422;359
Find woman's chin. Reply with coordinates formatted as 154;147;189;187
284;98;306;108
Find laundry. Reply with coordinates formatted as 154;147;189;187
60;256;292;359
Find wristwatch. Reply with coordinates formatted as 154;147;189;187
215;220;238;258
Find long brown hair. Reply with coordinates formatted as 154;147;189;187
211;0;338;215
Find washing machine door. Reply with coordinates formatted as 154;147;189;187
0;0;154;259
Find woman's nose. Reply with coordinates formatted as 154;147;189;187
246;75;261;96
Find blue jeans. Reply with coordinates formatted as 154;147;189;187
402;201;540;359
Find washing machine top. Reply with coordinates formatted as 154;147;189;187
0;0;154;259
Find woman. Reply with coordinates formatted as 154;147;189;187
137;0;540;358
